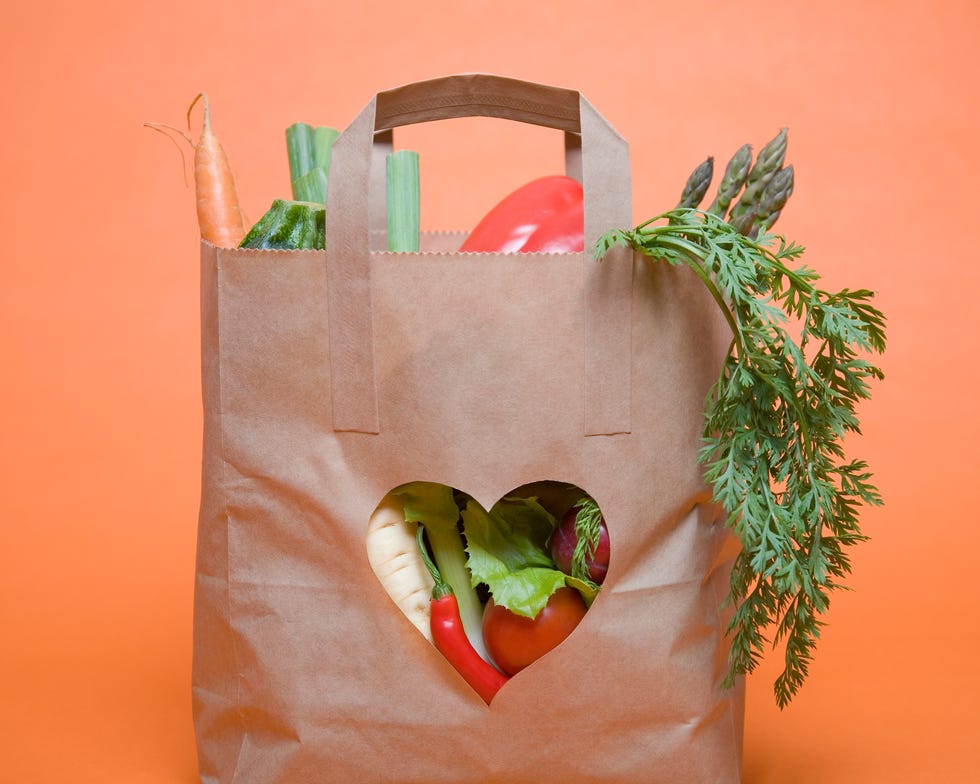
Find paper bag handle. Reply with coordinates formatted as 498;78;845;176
325;74;633;436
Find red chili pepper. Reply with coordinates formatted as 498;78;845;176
417;526;509;704
459;175;583;253
430;591;509;704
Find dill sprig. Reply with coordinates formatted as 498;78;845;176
595;209;886;707
570;496;604;584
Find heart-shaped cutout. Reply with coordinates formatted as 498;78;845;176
366;480;610;703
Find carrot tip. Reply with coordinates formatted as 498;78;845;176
187;92;212;134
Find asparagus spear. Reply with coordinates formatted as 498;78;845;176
727;128;788;231
707;143;753;217
748;164;795;238
671;129;793;237
676;156;714;209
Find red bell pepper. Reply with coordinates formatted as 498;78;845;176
519;200;584;253
459;175;584;253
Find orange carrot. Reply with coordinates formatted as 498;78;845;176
146;92;246;247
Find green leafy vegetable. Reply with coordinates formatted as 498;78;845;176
595;209;886;708
462;496;597;618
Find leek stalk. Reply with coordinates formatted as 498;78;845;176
286;122;339;203
386;150;420;252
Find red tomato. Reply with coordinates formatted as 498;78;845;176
482;587;588;675
459;175;583;253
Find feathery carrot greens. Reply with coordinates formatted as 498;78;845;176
596;210;886;708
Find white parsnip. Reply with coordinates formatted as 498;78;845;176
366;492;435;642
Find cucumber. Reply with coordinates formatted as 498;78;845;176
238;199;325;250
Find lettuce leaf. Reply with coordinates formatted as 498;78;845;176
462;495;580;618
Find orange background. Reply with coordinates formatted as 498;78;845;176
3;0;978;781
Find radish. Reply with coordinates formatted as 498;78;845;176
549;497;610;585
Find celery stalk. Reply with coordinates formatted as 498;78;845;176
395;482;492;664
292;168;328;204
286;122;338;204
386;150;420;252
312;126;339;172
286;122;315;181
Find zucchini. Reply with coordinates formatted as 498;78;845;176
238;199;325;250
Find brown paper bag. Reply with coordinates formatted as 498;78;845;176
193;74;744;783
